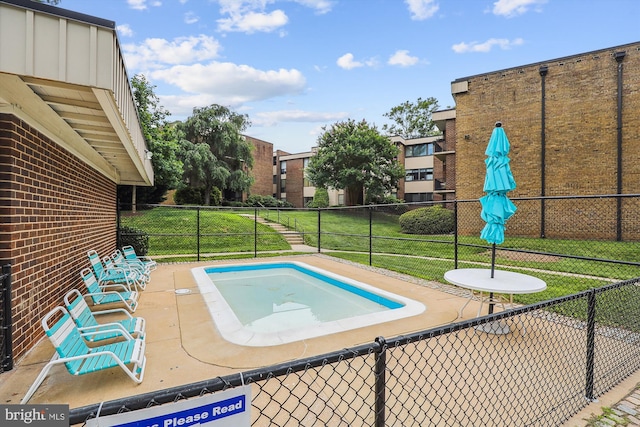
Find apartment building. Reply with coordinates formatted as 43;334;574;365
270;132;456;208
272;149;344;207
450;41;640;240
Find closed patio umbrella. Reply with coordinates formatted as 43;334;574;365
480;122;517;281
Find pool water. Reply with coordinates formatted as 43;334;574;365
191;261;425;346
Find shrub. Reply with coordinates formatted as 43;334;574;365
245;195;294;208
119;226;150;255
209;187;222;206
307;188;329;208
174;186;204;205
399;205;454;235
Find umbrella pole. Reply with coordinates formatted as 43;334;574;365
489;243;496;314
491;243;496;278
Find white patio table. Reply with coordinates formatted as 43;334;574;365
444;268;547;334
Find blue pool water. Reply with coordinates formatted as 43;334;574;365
191;261;425;347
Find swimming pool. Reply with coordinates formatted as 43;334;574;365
191;261;426;346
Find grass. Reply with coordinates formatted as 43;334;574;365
262;209;640;279
121;207;290;255
120;207;640;303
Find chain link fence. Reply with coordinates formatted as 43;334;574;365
71;277;640;426
118;194;640;286
101;194;640;425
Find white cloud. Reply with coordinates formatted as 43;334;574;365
252;110;349;126
405;0;439;20
150;62;306;106
293;0;335;14
337;53;362;70
336;53;378;70
452;38;524;53
217;9;288;33
184;11;199;24
388;50;419;67
122;35;221;70
117;24;134;37
127;0;162;10
492;0;547;18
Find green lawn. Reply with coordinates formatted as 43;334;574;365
120;206;640;305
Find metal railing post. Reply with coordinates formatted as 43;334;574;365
196;207;201;262
369;207;373;266
116;199;121;249
374;336;387;427
317;209;321;253
1;264;13;371
454;200;459;269
585;289;597;401
254;208;258;257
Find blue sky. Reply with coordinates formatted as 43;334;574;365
56;0;639;153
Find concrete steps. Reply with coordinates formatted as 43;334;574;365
242;215;305;246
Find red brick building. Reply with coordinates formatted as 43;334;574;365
0;1;151;362
451;41;640;240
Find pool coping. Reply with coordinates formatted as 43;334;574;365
191;260;427;347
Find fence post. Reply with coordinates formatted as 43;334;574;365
369;207;373;266
585;289;597;401
116;199;121;249
254;208;258;257
1;264;12;371
317;209;321;253
196;207;201;262
454;200;459;269
374;336;387;427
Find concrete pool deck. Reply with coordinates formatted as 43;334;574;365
0;254;637;426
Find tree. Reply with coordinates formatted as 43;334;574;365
178;105;254;205
118;75;182;208
306;119;404;206
382;97;440;139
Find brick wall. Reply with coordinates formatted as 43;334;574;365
0;114;117;360
244;136;273;197
285;158;305;207
453;42;640;240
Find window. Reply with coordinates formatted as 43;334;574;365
280;178;286;193
405;193;433;202
405;143;434;157
280;160;287;175
303;157;309;168
405;168;433;181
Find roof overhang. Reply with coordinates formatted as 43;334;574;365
0;0;153;186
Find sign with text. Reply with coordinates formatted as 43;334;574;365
86;386;251;427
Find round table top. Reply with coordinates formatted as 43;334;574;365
444;268;547;294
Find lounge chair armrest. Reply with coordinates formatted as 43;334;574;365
78;324;135;341
90;308;134;319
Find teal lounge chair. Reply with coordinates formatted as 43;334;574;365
80;268;139;313
87;250;144;292
102;254;148;291
122;245;157;271
110;249;151;283
64;289;145;342
20;306;146;404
